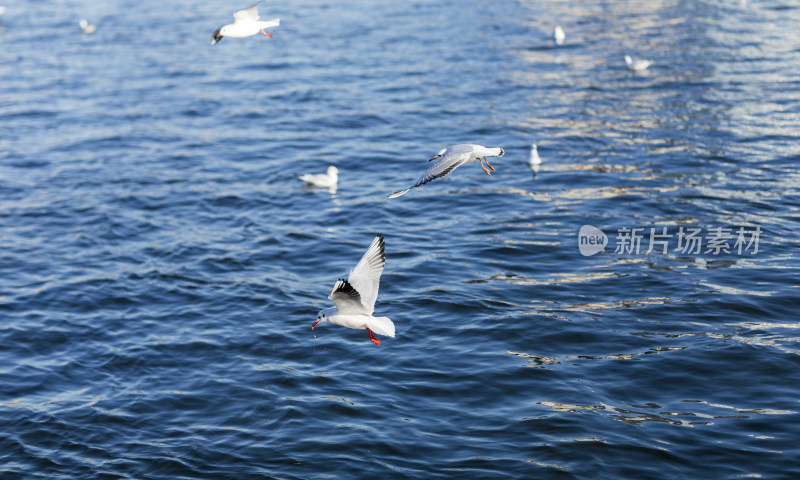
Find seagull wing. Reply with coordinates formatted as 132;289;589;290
233;2;261;23
346;234;385;314
329;279;368;315
387;151;473;198
411;151;473;189
297;173;325;185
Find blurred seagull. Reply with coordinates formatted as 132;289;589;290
529;143;542;176
625;55;653;71
297;166;339;188
79;19;96;34
386;144;505;198
553;25;565;45
313;234;395;346
211;1;280;45
0;7;6;16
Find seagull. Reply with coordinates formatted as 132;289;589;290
553;25;565;45
313;234;395;346
211;1;280;45
79;19;96;34
529;143;542;175
0;7;6;16
386;144;505;198
625;55;653;72
297;166;339;188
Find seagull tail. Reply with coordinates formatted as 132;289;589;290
386;188;410;199
259;18;280;29
367;317;395;338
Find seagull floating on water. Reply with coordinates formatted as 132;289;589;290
79;19;96;35
625;55;653;72
529;143;542;174
386;144;505;198
297;166;339;188
211;1;280;45
553;25;565;45
313;234;395;346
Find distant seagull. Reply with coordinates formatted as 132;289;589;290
211;1;280;45
297;165;339;188
529;144;542;167
386;144;505;198
313;234;395;346
553;25;565;45
0;7;6;16
79;19;96;35
625;55;653;72
529;143;542;175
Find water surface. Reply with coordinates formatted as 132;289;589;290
1;0;799;478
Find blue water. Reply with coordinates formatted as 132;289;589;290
2;0;800;478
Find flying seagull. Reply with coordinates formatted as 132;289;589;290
212;2;280;45
313;234;395;346
386;144;504;198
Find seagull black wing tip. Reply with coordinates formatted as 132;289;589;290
372;234;386;263
332;278;360;299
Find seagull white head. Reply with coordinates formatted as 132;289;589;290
312;307;336;329
327;166;340;176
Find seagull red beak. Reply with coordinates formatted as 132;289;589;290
312;320;320;330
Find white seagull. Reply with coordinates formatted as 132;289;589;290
0;7;7;16
386;144;505;198
79;19;96;35
297;166;339;188
625;55;653;72
313;234;395;346
529;143;542;173
553;25;565;45
211;2;280;45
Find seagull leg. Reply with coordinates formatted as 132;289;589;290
260;30;274;38
484;157;496;172
367;328;381;346
478;157;492;175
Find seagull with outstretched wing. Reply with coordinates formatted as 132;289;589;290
386;144;504;198
312;234;395;345
212;1;280;45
